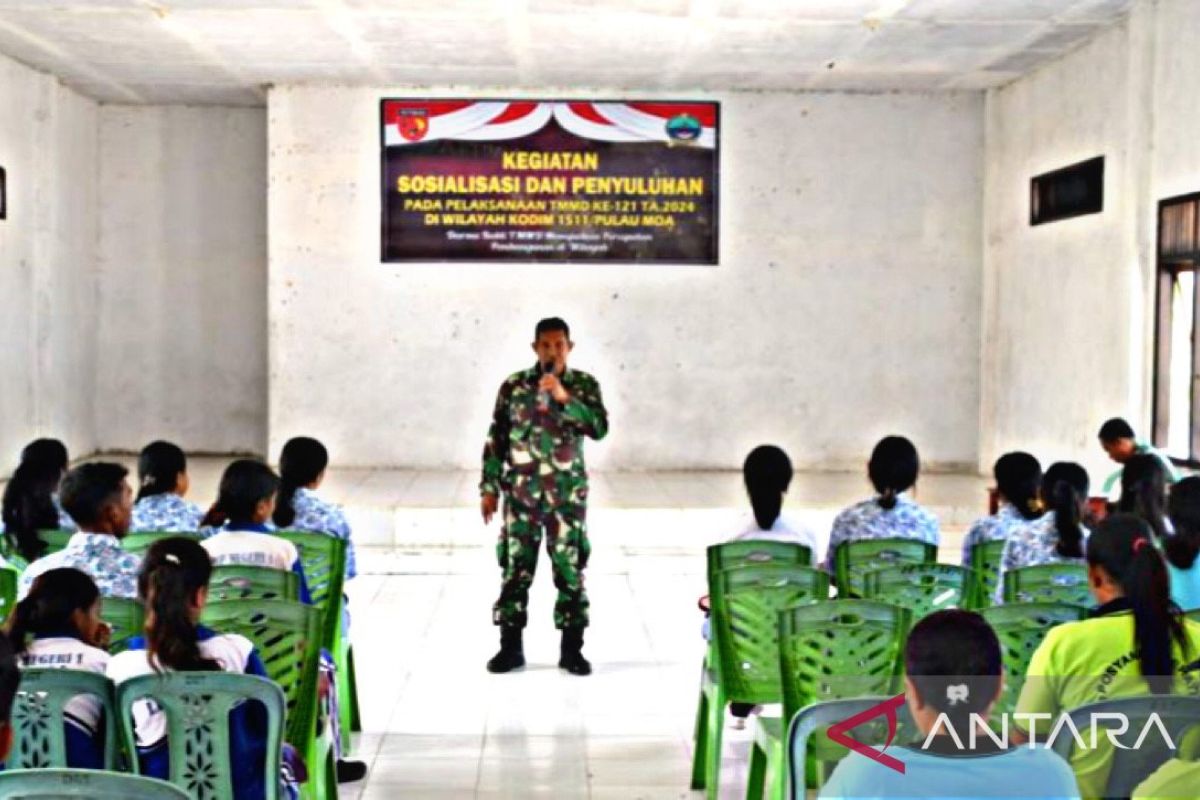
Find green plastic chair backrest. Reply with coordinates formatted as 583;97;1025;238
778;600;909;721
980;602;1086;718
9;668;117;770
0;565;18;622
787;696;915;799
709;563;830;704
1186;608;1200;623
833;538;937;598
122;531;202;558
0;768;191;799
116;672;285;800
1002;562;1092;607
274;530;346;649
706;540;813;584
200;598;322;749
970;538;1009;607
862;563;975;618
101;597;145;654
1050;695;1200;798
209;565;300;602
37;528;75;554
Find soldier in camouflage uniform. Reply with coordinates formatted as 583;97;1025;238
481;317;608;675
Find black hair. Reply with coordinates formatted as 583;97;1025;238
200;459;279;529
1087;514;1189;694
2;439;70;562
1041;462;1089;559
137;441;188;502
534;317;570;341
1165;476;1200;571
59;462;129;532
1117;454;1169;542
905;610;1002;732
8;568;100;654
994;452;1042;521
868;436;919;510
139;537;218;672
274;437;329;529
1098;418;1136;443
0;632;17;727
743;445;793;530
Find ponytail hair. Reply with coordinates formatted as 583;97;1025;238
743;445;793;530
273;437;329;529
1117;454;1169;542
1042;462;1088;559
2;439;71;562
1165;476;1200;571
1087;514;1188;694
8;568;99;654
139;537;218;672
994;451;1043;521
868;436;919;511
137;441;187;502
200;459;280;529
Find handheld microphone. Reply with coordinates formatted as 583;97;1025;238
538;360;556;408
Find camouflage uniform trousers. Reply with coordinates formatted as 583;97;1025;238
493;496;591;630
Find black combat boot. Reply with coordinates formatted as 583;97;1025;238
486;625;525;673
558;627;591;676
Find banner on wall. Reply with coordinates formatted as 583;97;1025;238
380;100;719;264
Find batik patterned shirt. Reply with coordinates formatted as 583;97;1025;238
995;511;1089;603
481;364;608;508
287;487;356;580
960;502;1041;566
131;493;204;532
19;532;141;599
824;493;940;572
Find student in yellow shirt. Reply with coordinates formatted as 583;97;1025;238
1014;514;1200;799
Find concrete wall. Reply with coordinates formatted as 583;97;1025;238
97;106;268;455
981;0;1199;481
0;52;98;467
268;87;985;471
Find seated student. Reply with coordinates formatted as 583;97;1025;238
995;462;1089;603
273;437;356;583
1099;418;1180;499
19;463;140;600
1117;453;1172;541
131;441;204;532
961;451;1043;567
200;459;310;604
824;435;939;575
0;632;18;762
1014;514;1200;799
729;444;817;555
1165;476;1200;611
9;568;111;768
1134;758;1200;799
106;537;298;800
820;609;1079;800
1;438;74;565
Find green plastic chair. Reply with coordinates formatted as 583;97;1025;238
0;564;19;622
1050;695;1200;798
969;538;1009;607
116;672;286;800
1186;608;1200;623
833;538;937;598
122;530;202;558
749;600;910;800
862;563;976;617
706;541;814;583
37;528;75;555
200;598;336;800
980;603;1086;719
9;668;117;769
101;597;145;654
689;563;830;800
786;697;915;800
1002;562;1092;607
0;769;191;799
210;564;300;602
274;530;360;747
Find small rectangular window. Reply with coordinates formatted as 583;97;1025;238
1030;156;1105;225
1153;193;1200;463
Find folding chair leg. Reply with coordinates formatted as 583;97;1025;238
690;684;709;790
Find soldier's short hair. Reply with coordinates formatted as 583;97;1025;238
535;317;570;341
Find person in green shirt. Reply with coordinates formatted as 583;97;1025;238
1014;514;1200;799
1099;418;1181;498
